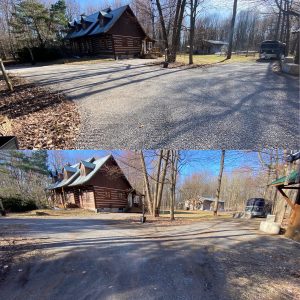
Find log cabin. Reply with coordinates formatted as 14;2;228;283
48;155;142;212
65;5;154;58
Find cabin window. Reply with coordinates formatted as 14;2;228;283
133;39;140;47
118;192;125;199
122;38;128;47
101;39;107;49
104;191;111;199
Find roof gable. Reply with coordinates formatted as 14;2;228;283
65;5;130;39
48;155;133;190
65;5;148;40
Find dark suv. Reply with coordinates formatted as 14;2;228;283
245;198;270;217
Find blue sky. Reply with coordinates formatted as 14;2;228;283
47;150;264;179
75;0;258;16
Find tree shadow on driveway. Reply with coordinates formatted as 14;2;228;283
0;218;299;300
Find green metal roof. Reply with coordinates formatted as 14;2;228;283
270;170;299;186
81;160;96;169
48;154;133;191
68;155;111;187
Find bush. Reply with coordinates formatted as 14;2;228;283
17;46;66;63
2;197;37;212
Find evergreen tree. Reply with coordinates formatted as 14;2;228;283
50;0;68;40
10;0;50;48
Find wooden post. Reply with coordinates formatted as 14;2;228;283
0;58;13;92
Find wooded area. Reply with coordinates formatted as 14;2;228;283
0;0;299;64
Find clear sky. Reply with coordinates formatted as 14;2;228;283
47;149;266;179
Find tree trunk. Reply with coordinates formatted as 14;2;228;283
280;1;286;41
155;0;169;50
214;150;225;216
168;0;186;63
275;0;283;40
153;150;163;216
189;0;196;65
27;47;36;65
285;0;291;55
227;0;238;60
139;150;153;215
170;150;179;221
0;58;13;91
156;150;170;215
295;33;299;64
151;4;156;40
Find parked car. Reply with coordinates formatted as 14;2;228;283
259;40;286;60
245;198;271;218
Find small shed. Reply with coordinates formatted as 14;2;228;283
195;40;228;54
185;196;225;211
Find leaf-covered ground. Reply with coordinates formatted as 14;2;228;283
0;75;80;149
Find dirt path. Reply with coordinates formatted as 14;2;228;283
0;217;299;300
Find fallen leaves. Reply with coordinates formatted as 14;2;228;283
0;75;80;149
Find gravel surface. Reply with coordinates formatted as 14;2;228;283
0;217;299;300
8;59;299;149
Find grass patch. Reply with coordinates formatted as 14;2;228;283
176;54;258;65
159;209;231;219
60;57;115;65
8;208;96;218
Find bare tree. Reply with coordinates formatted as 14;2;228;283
139;150;153;215
188;0;202;64
213;150;225;216
169;150;179;220
155;150;170;216
227;0;238;59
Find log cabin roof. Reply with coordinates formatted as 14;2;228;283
68;155;111;186
48;155;133;191
65;5;143;39
54;163;80;189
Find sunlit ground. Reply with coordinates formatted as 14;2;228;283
176;53;258;65
8;208;231;220
159;209;231;219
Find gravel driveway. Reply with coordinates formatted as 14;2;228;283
0;217;299;300
9;59;299;149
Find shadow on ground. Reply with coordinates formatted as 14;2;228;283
0;218;299;300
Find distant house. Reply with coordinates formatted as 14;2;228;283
195;40;228;54
48;155;142;212
185;196;225;211
65;5;154;58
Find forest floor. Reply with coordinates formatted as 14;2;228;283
0;75;80;149
0;216;299;300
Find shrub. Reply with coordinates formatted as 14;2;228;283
2;197;37;212
17;46;66;63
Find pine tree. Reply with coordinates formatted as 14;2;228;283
50;0;68;40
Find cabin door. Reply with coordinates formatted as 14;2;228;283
74;190;80;207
